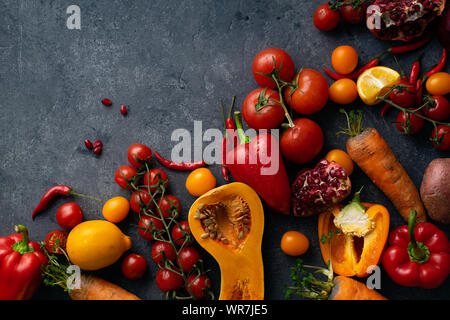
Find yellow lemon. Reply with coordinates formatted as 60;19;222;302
102;196;130;223
66;220;132;270
357;66;400;105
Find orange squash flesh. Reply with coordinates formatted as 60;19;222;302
318;203;390;278
188;182;264;300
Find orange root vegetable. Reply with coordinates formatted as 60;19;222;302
329;276;387;300
69;274;140;300
339;110;426;224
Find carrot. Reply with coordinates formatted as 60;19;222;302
329;276;387;300
339;110;426;224
69;274;140;300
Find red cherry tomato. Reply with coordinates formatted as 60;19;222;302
157;195;181;219
143;168;169;193
127;143;153;168
56;202;83;229
340;2;368;24
280;118;324;164
151;241;177;264
284;69;329;114
395;111;424;134
121;253;148;280
431;125;450;151
171;221;192;246
389;80;416;108
252;48;295;89
44;230;68;254
242;88;285;130
115;165;138;190
314;4;341;31
156;268;184;292
424;96;450;121
130;189;154;213
186;274;212;299
138;215;164;240
177;246;201;273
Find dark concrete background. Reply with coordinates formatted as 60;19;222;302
1;0;449;300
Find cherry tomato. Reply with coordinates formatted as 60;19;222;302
130;189;154;213
340;2;368;24
329;79;358;104
280;231;310;256
395;111;424;134
431;125;450;151
389;80;417;108
115;165;138;190
143;168;169;193
151;241;177;264
252;48;295;89
280;118;324;164
185;168;216;197
242;88;285;130
331;45;358;75
325;149;354;175
156;268;184;292
122;253;148;280
56;202;83;229
313;3;341;31
138;215;164;240
157;194;181;219
284;69;329;114
102;196;130;223
186;274;212;299
44;230;68;254
177;246;201;273
426;72;450;96
127;143;152;168
424;96;450;121
172;221;192;246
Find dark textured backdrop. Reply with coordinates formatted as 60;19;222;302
1;0;449;300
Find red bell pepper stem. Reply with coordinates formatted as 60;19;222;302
12;225;34;254
425;48;447;79
154;151;206;171
233;111;250;145
389;33;432;54
407;210;430;263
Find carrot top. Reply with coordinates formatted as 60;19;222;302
337;109;364;137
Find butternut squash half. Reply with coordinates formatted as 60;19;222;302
188;182;264;300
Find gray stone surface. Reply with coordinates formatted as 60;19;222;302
1;0;449;300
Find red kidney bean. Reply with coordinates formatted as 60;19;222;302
101;98;112;106
84;139;93;150
120;105;128;115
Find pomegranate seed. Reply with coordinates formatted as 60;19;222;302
120;105;128;115
101;98;112;106
93;140;103;148
93;146;102;155
84;139;93;150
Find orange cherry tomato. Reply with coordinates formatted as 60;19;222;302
325;149;354;176
426;72;450;96
280;231;310;256
102;196;130;223
331;45;358;75
329;79;358;104
185;168;216;197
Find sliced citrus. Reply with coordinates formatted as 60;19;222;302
357;66;400;105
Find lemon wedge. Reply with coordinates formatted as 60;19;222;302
357;66;400;105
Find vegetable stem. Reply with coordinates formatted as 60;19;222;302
233;111;250;145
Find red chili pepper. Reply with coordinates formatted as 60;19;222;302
382;210;450;289
416;79;423;106
0;225;48;300
389;33;432;54
225;111;291;215
154;151;206;171
322;68;346;80
380;103;392;117
32;185;101;220
409;55;422;85
425;48;447;78
322;56;381;80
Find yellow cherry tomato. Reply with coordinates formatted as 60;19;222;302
426;72;450;96
102;196;130;223
281;231;310;256
329;79;358;104
325;149;354;175
331;45;358;75
186;168;216;197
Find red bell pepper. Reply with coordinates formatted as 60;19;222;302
225;111;291;214
0;225;48;300
382;210;450;289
